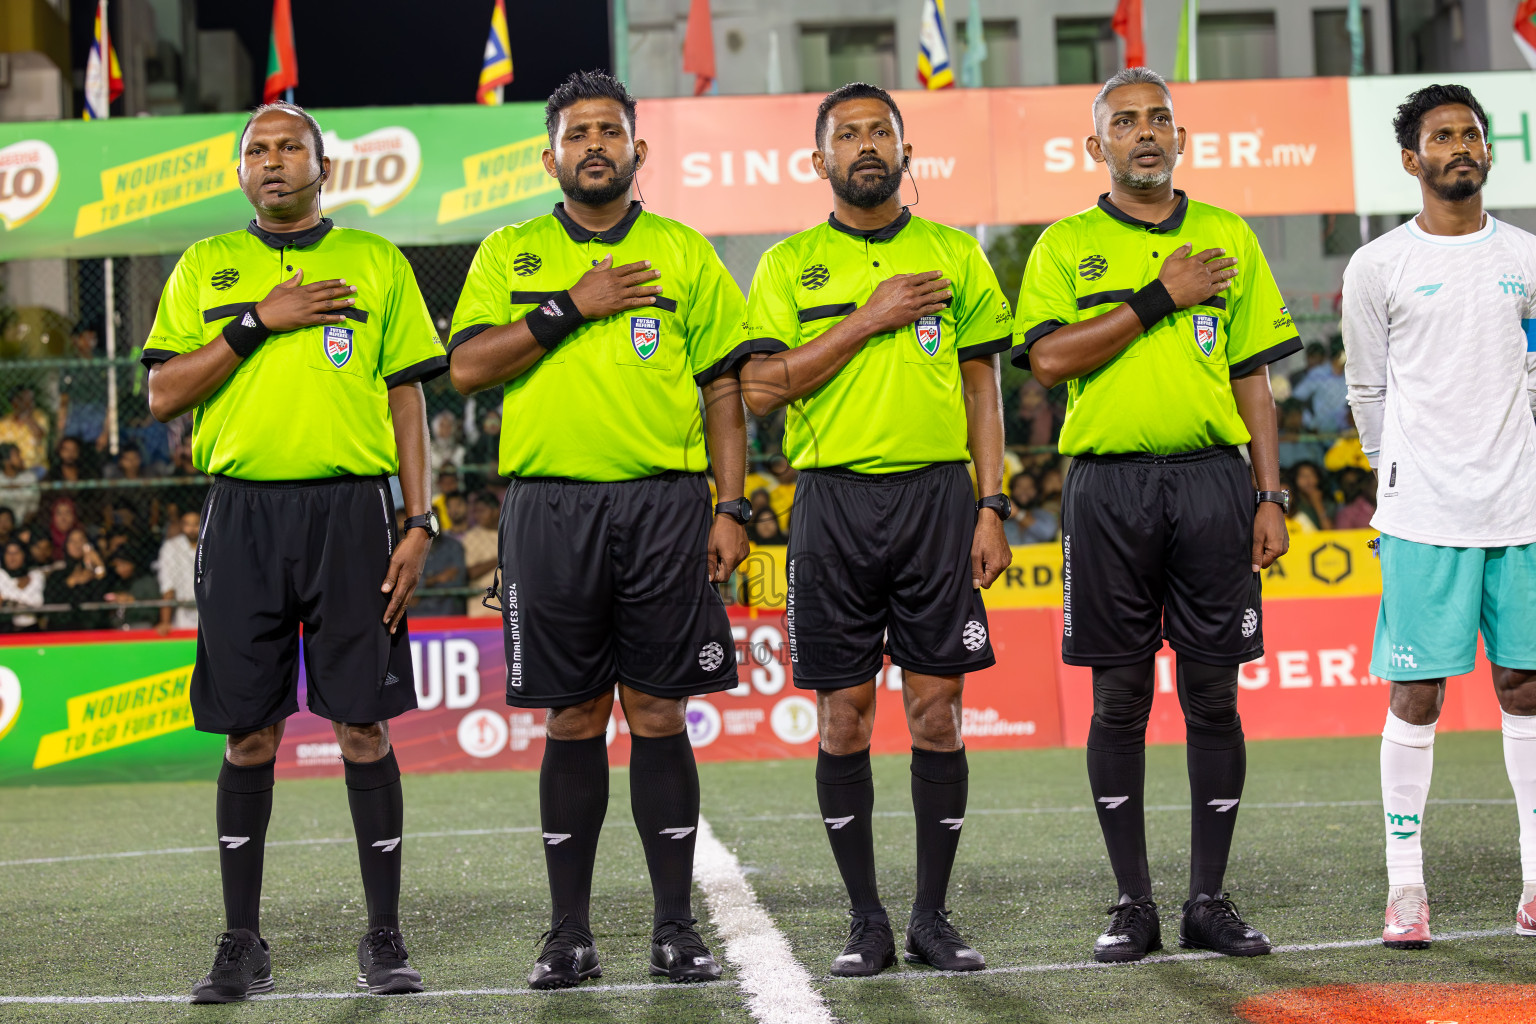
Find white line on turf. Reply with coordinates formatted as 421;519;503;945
0;928;1517;1005
692;815;837;1024
2;798;1517;869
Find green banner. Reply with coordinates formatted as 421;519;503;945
0;638;225;786
0;103;560;260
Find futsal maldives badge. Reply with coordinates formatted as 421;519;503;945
324;325;353;368
915;315;942;356
631;316;660;360
1192;313;1218;357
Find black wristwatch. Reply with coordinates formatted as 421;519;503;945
403;510;441;539
1256;489;1290;514
976;493;1012;522
715;498;753;525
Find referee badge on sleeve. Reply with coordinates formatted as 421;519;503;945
631;316;660;360
915;315;941;357
324;325;354;368
1192;314;1218;357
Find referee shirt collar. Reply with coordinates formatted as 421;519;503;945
827;207;912;242
553;200;644;244
246;217;334;250
1096;190;1189;233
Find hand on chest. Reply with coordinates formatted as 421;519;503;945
203;259;379;377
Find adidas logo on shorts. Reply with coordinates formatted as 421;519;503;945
961;620;988;652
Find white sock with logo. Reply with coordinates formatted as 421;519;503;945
1382;710;1436;887
1501;710;1536;884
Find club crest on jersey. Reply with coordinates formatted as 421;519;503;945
915;315;941;357
631;316;660;360
324;325;353;368
1192;314;1217;357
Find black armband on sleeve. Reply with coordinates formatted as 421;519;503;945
523;290;585;351
1125;281;1177;331
221;304;271;358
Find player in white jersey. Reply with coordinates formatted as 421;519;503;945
1342;83;1536;950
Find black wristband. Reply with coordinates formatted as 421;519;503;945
1125;280;1177;331
523;290;585;351
221;304;271;358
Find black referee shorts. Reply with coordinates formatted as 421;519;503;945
496;471;738;709
191;475;416;735
787;462;994;689
1060;445;1262;667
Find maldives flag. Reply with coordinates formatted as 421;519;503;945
1517;0;1536;69
1112;0;1145;69
264;0;299;103
681;0;716;96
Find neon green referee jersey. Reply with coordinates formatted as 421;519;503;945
141;219;446;480
1012;192;1301;455
743;211;1012;474
449;202;752;482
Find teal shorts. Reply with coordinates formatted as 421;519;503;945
1372;534;1536;681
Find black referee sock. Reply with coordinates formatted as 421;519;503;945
629;731;700;927
540;735;609;933
1086;724;1152;900
816;747;883;915
344;749;404;931
1179;657;1247;901
216;757;274;934
911;746;969;912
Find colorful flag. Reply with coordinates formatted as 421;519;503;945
1111;0;1145;69
478;0;514;105
959;0;987;88
1517;0;1536;69
1174;0;1198;82
263;0;299;103
82;0;123;121
917;0;954;89
681;0;716;96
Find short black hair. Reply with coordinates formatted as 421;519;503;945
815;83;904;149
1393;84;1489;152
545;70;637;145
1305;342;1326;359
240;101;327;164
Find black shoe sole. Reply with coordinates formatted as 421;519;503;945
1382;939;1431;950
1177;936;1272;956
649;964;723;983
902;950;986;972
190;975;275;1003
529;965;602;991
356;972;425;995
1092;940;1162;964
829;949;897;978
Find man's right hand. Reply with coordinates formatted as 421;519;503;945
254;269;356;332
1157;245;1239;309
855;272;952;335
567;255;663;320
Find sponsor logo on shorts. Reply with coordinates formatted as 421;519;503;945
1192;313;1218;357
698;641;725;672
506;583;522;688
685;699;721;747
1061;535;1073;638
961;619;988;652
1388;643;1418;670
1241;607;1258;638
785;558;799;663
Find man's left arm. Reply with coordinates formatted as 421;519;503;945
1232;369;1288;571
702;374;749;583
384;383;430;632
962;355;1011;588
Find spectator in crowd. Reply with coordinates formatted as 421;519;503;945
28;534;58;573
0;385;51;471
1293;336;1349;432
103;549;163;629
406;507;467;617
1004;472;1058;545
1323;407;1373;473
748;507;788;545
749;486;774;520
465;408;502;467
156;510;199;635
0;539;45;631
48;435;97;483
429;410;465;476
461;491;499;617
1290;341;1327;389
432;468;462;531
1277;399;1327;469
443;492;470;539
44;527;108;631
56;328;109;451
764;453;798;531
0;507;13;548
1332;467;1378;530
1287;462;1334;532
0;444;40;525
101;443;157;480
1037;464;1065;520
1009;377;1063;448
47;499;79;553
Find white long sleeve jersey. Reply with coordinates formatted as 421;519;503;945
1342;215;1536;547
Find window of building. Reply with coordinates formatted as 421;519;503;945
1197;12;1279;80
1313;8;1375;75
799;24;898;93
1055;18;1116;85
953;21;1021;87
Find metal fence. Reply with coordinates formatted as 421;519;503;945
0;250;1352;634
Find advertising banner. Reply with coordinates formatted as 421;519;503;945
1348;71;1536;216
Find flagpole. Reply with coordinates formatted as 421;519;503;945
99;0;119;457
284;87;293;103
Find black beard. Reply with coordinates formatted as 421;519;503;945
830;160;903;208
1426;158;1490;202
558;157;637;206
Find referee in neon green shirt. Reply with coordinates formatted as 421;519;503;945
739;83;1014;978
1013;68;1297;964
142;102;442;1000
448;72;755;990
